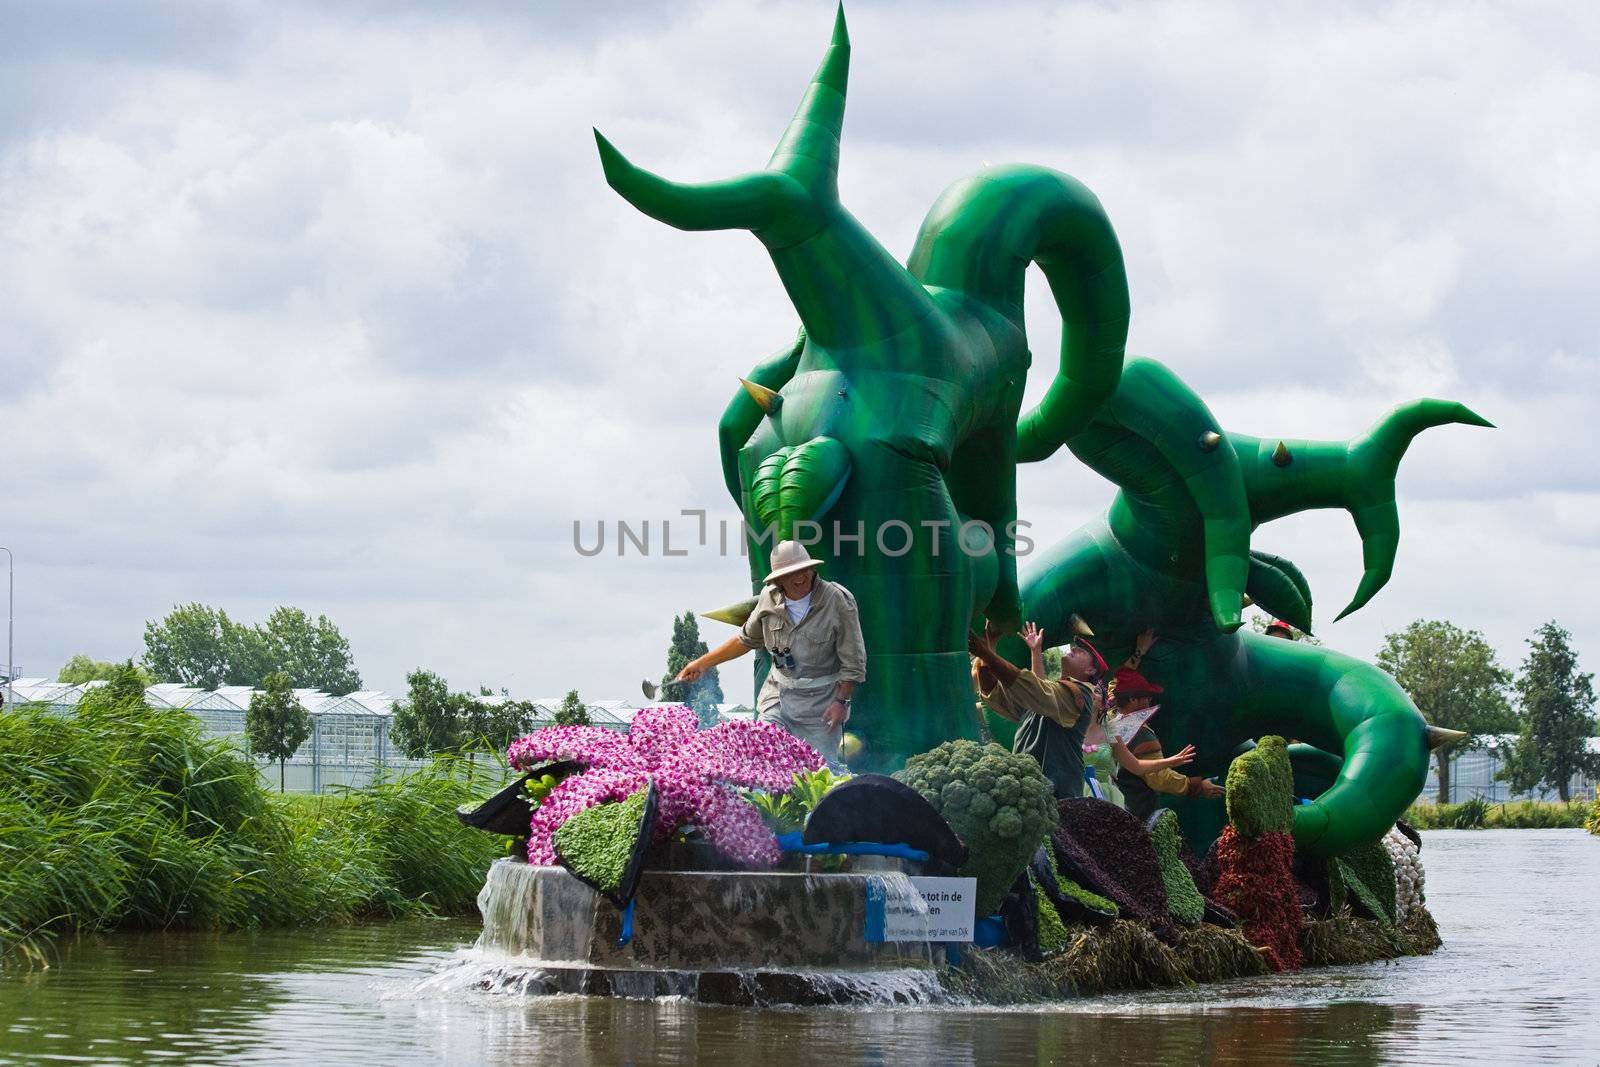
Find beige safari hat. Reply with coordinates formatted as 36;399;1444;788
764;540;824;583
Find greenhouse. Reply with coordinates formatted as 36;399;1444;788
3;678;663;792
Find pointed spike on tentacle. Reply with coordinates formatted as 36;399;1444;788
1066;613;1094;637
1272;441;1292;467
738;377;783;414
1198;430;1222;452
702;597;760;627
1241;593;1255;608
1425;724;1469;750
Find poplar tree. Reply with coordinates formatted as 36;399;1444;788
1499;621;1599;801
662;611;724;727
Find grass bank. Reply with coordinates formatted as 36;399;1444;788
1;700;510;967
1403;797;1591;830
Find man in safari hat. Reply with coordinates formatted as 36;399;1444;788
676;540;866;767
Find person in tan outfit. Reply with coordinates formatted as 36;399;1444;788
676;541;866;767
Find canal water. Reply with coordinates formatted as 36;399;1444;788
1;829;1596;1065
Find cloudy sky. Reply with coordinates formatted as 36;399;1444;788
2;1;1596;705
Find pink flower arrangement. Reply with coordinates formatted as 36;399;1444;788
507;704;823;869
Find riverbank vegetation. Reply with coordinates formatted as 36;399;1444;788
1402;797;1591;830
0;698;508;968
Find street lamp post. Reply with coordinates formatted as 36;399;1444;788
0;547;12;712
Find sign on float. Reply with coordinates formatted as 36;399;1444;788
865;876;978;943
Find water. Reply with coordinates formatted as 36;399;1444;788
2;830;1596;1066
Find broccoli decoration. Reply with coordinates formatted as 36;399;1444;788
895;740;1057;915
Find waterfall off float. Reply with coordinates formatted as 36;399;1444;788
439;859;944;1006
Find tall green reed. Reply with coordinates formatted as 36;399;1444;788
1;700;511;966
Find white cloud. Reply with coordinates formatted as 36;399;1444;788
1;0;1596;704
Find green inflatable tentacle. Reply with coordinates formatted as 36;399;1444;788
1232;633;1431;855
1235;398;1493;620
596;10;941;352
1065;360;1250;631
908;166;1130;462
1245;550;1314;634
602;8;1489;859
1017;361;1488;854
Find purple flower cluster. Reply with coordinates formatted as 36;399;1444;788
508;704;823;869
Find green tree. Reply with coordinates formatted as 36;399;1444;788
662;611;723;727
245;670;312;792
391;669;460;758
553;689;591;727
258;607;362;694
1376;619;1516;803
1498;621;1600;801
460;688;537;755
142;604;362;692
59;654;154;687
142;604;236;689
75;660;150;715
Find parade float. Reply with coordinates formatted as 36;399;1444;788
453;6;1473;1004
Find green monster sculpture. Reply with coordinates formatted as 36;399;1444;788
597;8;1128;763
596;8;1488;856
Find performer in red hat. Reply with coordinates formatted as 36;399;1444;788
1107;649;1225;819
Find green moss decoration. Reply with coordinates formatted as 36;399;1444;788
1148;810;1205;926
1032;875;1069;954
1057;874;1119;916
551;788;650;893
895;740;1058;916
1330;839;1397;926
1225;735;1294;838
